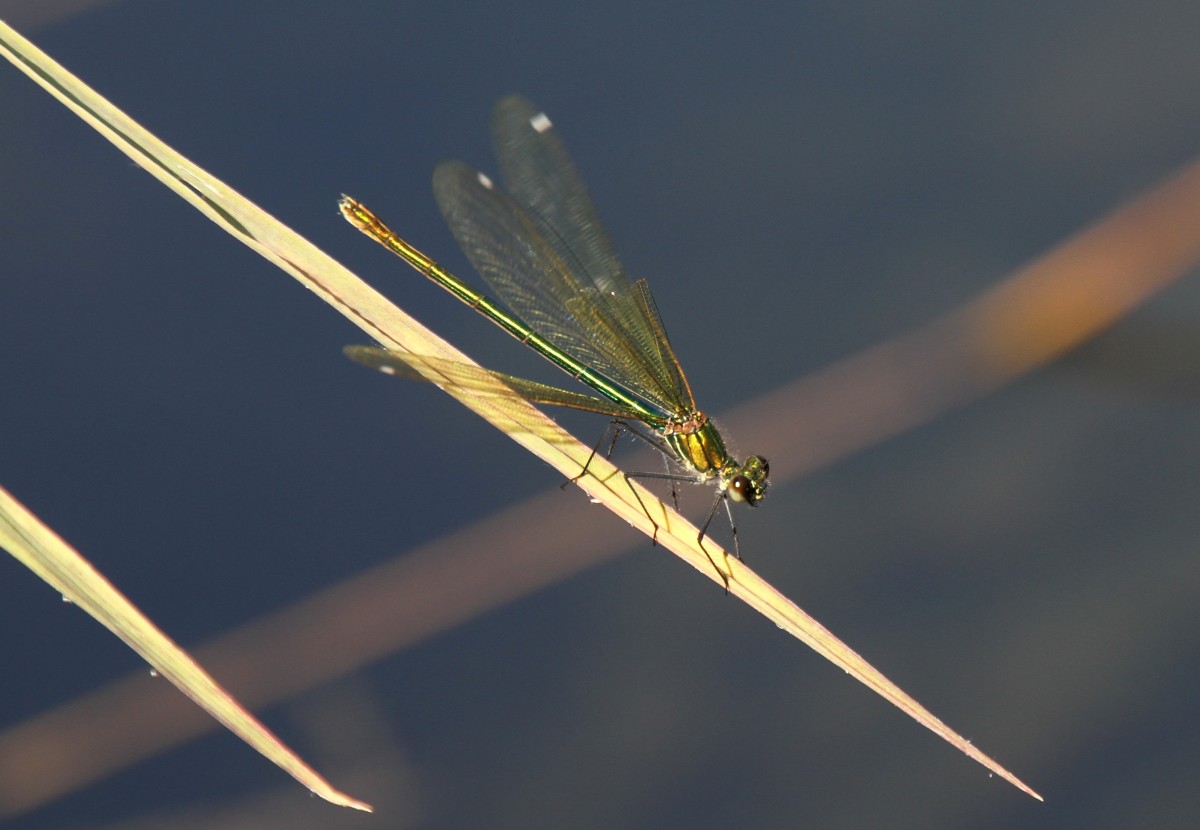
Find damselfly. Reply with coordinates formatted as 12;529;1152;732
341;96;768;584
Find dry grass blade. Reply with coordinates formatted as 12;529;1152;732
0;485;372;813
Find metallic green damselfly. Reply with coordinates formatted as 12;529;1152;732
341;96;768;583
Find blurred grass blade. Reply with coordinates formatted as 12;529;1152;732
0;18;1040;802
0;485;372;812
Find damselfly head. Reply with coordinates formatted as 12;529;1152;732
725;455;769;506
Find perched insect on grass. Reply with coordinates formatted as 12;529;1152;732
342;95;768;584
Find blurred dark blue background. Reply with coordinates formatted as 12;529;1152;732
2;1;1199;828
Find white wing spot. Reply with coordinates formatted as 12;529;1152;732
530;112;553;133
477;172;494;189
380;365;398;375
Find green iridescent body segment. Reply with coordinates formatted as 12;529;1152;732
341;95;768;565
338;193;656;425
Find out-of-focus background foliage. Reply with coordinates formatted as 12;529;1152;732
2;1;1198;827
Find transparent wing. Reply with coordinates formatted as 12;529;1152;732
491;95;627;299
489;95;694;411
433;160;693;416
344;345;659;423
